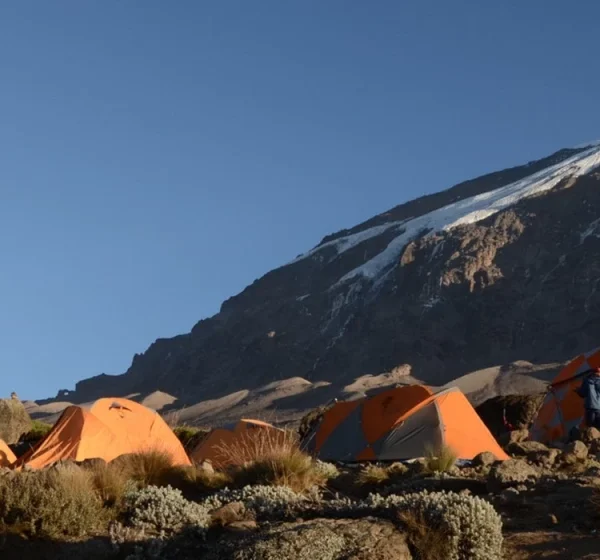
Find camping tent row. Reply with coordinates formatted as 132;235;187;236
530;347;600;444
3;385;510;470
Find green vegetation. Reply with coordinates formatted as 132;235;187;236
21;420;53;442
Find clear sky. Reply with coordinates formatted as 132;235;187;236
1;1;599;400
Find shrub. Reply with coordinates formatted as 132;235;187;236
21;420;53;442
122;485;211;534
356;464;390;486
0;465;107;537
424;444;457;473
367;491;503;560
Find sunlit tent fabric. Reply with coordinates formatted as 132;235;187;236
530;347;600;444
304;385;508;461
0;439;16;467
15;397;191;469
191;419;285;468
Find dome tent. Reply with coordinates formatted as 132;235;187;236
15;397;191;469
303;385;508;462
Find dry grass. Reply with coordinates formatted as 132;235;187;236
113;449;177;487
398;509;451;560
356;464;390;486
87;461;130;507
0;465;107;537
171;464;232;493
216;429;327;493
424;444;457;473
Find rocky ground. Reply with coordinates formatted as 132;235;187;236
2;425;600;559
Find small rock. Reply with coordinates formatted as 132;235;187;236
472;451;497;467
211;501;247;526
528;448;560;467
565;440;588;460
499;429;529;447
225;520;259;533
582;427;600;443
198;460;215;474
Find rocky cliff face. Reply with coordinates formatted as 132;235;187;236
64;144;600;404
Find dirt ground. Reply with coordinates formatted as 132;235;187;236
505;531;600;559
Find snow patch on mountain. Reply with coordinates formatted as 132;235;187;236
334;145;600;285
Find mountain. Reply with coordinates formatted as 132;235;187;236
53;142;600;408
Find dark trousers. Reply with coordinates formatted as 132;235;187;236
585;409;600;430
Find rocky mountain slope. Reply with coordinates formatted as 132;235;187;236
54;143;600;406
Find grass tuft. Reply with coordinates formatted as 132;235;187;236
423;444;457;473
356;464;390;486
112;449;177;487
216;429;327;494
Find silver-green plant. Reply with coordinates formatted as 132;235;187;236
122;485;211;535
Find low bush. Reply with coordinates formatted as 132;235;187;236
0;465;107;537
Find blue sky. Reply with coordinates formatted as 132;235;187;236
1;1;599;400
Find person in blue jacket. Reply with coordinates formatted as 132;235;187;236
576;368;600;430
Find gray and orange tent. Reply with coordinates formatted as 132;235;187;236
0;439;16;467
191;419;285;468
15;397;191;469
303;385;508;461
530;347;600;444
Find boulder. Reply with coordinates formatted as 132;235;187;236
208;518;412;560
506;440;548;456
488;459;539;492
0;398;32;445
472;451;497;467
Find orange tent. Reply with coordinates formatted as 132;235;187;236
530;347;600;444
16;397;191;469
0;439;16;467
304;385;508;461
191;419;285;468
